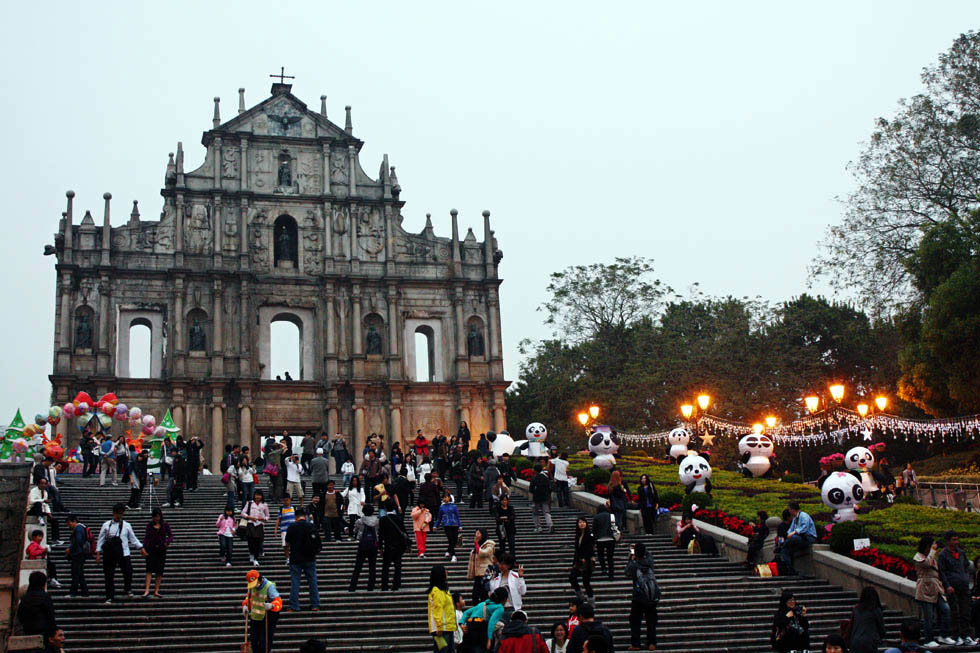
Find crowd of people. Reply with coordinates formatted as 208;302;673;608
13;422;980;653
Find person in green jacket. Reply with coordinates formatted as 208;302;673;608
458;587;509;652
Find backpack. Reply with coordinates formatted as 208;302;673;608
359;522;378;551
634;563;661;606
80;524;96;558
220;455;230;474
301;523;323;557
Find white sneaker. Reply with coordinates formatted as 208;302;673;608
923;640;940;648
967;637;979;645
955;637;965;645
444;552;450;559
451;556;457;563
226;562;232;567
939;636;957;644
49;579;62;588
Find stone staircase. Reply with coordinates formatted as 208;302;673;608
34;475;953;652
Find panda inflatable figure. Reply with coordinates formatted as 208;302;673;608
588;425;619;469
738;434;775;478
667;428;691;461
518;422;549;458
820;471;864;522
844;446;877;496
679;453;712;494
486;430;518;458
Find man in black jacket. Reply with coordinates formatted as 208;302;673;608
567;603;614;653
65;514;89;597
185;436;204;491
938;530;975;645
529;465;554;533
379;500;408;591
284;508;320;612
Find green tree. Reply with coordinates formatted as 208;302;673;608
813;31;980;311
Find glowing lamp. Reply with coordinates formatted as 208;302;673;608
875;396;888;412
680;404;694;420
804;396;819;414
697;394;711;411
765;416;777;429
829;384;845;403
752;423;764;434
577;412;589;426
589;405;600;419
857;403;869;417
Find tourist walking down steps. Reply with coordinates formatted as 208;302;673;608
95;503;146;603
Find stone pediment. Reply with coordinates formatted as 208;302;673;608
213;91;352;142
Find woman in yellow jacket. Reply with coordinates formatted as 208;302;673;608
427;564;457;652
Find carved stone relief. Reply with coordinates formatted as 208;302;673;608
331;205;350;259
154;203;175;253
222;203;238;251
330;150;348;197
298;154;321;195
249;209;269;269
185;204;213;254
357;206;385;258
251;149;272;190
303;208;323;273
222;147;240;179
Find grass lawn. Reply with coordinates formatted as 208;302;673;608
567;453;980;563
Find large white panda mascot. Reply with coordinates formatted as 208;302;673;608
517;422;549;458
588;425;619;469
486;430;518;458
667;428;691;461
820;471;864;522
738;434;775;477
679;453;712;494
845;446;877;496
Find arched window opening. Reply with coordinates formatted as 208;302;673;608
273;215;299;268
128;319;152;378
270;314;302;380
414;325;435;382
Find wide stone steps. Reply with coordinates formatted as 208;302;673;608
36;475;961;652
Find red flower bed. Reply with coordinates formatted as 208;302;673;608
519;468;535;481
693;508;755;537
590;483;637;501
850;547;915;580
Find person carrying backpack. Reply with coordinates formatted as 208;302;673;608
625;541;659;651
65;514;91;597
349;504;380;591
284;507;320;611
379;500;410;591
498;609;549;653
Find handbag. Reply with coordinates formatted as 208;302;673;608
237;503;251;539
462;602;490;647
252;473;259;484
263;463;278;477
687;538;701;554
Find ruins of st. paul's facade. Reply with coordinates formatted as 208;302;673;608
48;80;508;471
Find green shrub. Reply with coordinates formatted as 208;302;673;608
828;521;866;555
892;495;917;505
658;489;684;510
584;468;611;491
781;473;803;484
510;456;533;472
465;449;481;463
683;492;713;512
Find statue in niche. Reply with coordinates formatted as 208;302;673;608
75;314;92;350
189;320;206;351
467;326;485;357
365;325;383;355
276;225;293;262
278;159;292;187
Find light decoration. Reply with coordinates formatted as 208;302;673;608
577;412;589;426
589;405;600;420
680;404;694;420
804;396;820;414
765;416;777;429
857;403;869;417
829;384;845;403
697;394;711;411
752;423;764;434
875;396;888;411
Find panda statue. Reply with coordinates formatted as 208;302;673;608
588;425;619;469
517;422;549;458
486;430;518;458
679;453;712;494
820;471;864;522
738;434;775;478
844;446;877;496
667;428;691;462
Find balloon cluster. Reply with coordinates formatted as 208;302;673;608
61;392;159;438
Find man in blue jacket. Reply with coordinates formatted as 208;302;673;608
781;501;816;576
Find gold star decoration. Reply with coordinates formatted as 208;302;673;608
700;433;716;447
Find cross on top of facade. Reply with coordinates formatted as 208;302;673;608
269;66;295;84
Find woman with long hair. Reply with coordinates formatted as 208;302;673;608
771;590;809;652
608;469;630;529
847;587;885;653
242;489;270;566
427;564;456;652
546;621;569;653
569;517;595;599
435;490;462;563
466;528;496;604
913;535;950;647
239;456;256;509
675;509;698;549
636;474;659;535
142;507;173;598
495;496;517;556
342;475;366;539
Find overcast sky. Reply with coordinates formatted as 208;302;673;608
0;2;975;419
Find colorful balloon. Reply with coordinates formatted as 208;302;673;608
34;414;46;427
153;425;166;438
97;413;112;429
62;403;76;418
142;415;156;428
129;407;142;421
11;438;29;453
113;403;128;421
101;403;115;416
48;406;63;420
76;402;89;416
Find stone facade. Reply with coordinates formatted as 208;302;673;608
49;83;508;472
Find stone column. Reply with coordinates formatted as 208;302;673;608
100;193;112;266
487;290;500;360
175;194;185;266
212;281;224;376
354;407;365;462
492;390;506;433
240;405;252;449
386;287;399;357
321;144;331;195
322;201;333;259
59;273;72;351
352;285;362;355
210;398;224;474
239;279;250;375
325;286;336;356
239;198;249;259
212;196;223;267
174;278;184;352
327;388;339;437
98;277;111;374
213;138;222;188
173;404;185;431
390;405;402;445
240;137;249;190
454;288;466;358
347;145;357;197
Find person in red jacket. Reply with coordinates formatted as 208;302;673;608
414;431;430;462
498;610;549;653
